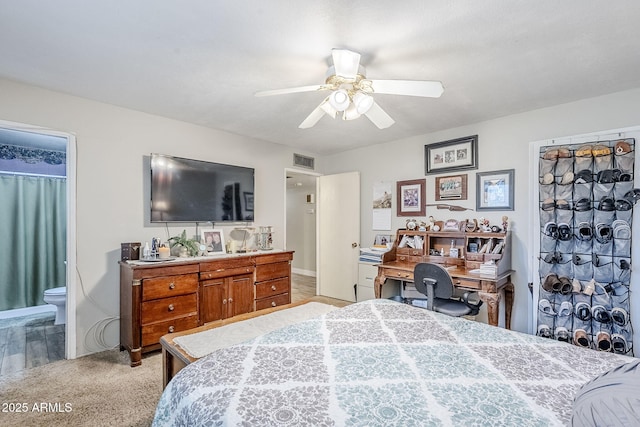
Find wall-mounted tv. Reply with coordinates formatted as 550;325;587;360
150;153;254;223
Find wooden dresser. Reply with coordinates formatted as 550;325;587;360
120;251;293;366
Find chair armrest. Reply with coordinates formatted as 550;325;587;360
461;291;483;315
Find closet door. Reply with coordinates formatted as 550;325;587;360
531;127;640;356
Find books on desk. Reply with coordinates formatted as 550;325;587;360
359;247;390;263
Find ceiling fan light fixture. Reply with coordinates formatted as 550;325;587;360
329;89;350;111
352;91;374;114
320;100;338;118
343;103;361;121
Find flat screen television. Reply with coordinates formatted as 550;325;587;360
150;153;254;223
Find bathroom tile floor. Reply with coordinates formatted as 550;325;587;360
0;312;64;376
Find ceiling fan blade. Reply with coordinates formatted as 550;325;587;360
298;98;331;129
255;85;323;97
332;48;361;80
364;102;395;129
371;79;444;98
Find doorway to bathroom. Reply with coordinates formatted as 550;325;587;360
0;122;76;373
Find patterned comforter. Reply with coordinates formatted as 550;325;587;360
153;299;632;426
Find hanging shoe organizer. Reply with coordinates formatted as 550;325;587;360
537;139;636;356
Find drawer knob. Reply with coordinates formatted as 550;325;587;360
271;285;277;291
168;304;175;311
271;301;276;307
228;297;233;303
169;283;175;290
223;299;227;305
168;326;175;333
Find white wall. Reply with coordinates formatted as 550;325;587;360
0;78;316;357
286;183;317;275
322;87;640;334
4;75;640;354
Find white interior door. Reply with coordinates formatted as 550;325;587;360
317;171;360;301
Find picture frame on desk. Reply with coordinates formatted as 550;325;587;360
425;135;478;174
373;234;392;248
476;169;515;211
396;179;426;217
201;229;225;253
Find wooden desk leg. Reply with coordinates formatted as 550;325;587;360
374;273;386;299
503;279;514;330
478;291;501;327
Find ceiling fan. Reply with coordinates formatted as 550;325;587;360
255;48;444;129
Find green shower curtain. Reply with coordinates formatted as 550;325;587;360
0;175;66;311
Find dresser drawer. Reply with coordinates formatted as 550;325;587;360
255;277;289;299
200;257;253;273
142;274;198;301
141;315;199;347
255;252;293;265
200;266;254;280
141;293;198;325
255;293;290;311
255;261;290;282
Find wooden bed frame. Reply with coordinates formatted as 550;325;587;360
160;300;320;388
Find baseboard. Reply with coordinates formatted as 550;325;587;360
292;268;316;277
0;304;56;320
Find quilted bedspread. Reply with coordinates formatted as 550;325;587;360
153;299;632;426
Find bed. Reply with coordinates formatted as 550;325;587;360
152;299;633;426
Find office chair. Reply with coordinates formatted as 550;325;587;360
413;263;483;317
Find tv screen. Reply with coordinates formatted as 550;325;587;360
150;154;254;223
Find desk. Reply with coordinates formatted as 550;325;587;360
374;261;514;329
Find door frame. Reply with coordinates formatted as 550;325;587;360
283;167;321;278
0;119;77;360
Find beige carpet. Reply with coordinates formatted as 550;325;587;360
0;349;162;427
0;295;351;427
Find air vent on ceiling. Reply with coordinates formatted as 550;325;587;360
293;153;315;170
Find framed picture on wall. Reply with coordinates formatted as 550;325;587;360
435;174;468;201
396;179;426;217
476;169;515;211
425;135;478;174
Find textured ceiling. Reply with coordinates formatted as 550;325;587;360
1;1;640;155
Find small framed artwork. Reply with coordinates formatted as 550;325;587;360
476;169;515;211
244;192;254;211
201;229;226;253
396;179;426;217
425;135;478;174
373;234;393;248
435;174;468;201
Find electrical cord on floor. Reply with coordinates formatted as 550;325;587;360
84;316;119;353
76;264;120;352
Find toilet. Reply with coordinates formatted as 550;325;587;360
43;286;66;325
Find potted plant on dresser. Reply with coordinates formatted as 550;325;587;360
168;230;199;257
